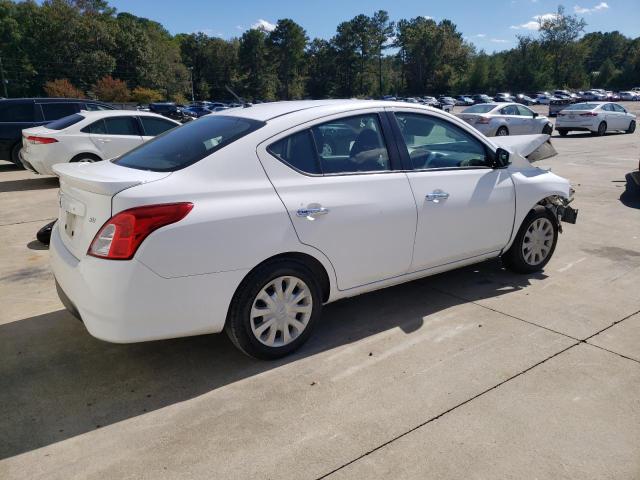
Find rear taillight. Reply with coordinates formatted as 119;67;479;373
25;135;58;144
580;112;598;117
476;116;491;124
88;203;193;260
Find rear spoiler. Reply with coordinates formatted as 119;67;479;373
491;134;557;163
53;161;171;196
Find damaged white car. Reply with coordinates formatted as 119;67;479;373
50;100;577;359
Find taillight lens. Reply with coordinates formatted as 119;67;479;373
476;116;491;124
580;112;598;117
25;135;58;144
88;203;193;260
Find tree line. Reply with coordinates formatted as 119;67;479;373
1;1;639;103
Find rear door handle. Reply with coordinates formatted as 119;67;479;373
297;207;329;220
426;191;450;203
97;138;111;143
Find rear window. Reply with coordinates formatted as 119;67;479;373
41;102;79;120
114;115;264;172
0;102;34;122
45;114;84;130
564;103;599;111
462;104;496;114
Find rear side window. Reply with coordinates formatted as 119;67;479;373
394;113;489;169
81;119;106;134
41;103;79;120
103;117;139;135
45;114;85;130
565;103;598;111
268;130;321;174
115;115;264;172
462;104;495;114
140;117;177;136
0;102;35;122
499;105;519;115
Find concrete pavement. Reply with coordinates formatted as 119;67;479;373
1;103;639;479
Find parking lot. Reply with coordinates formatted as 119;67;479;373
1;102;639;479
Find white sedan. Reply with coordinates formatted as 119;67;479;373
556;102;636;136
20;110;180;175
457;103;553;137
50;100;577;359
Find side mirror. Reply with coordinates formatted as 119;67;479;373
532;112;539;118
492;148;511;168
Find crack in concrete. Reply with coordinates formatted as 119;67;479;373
0;217;55;228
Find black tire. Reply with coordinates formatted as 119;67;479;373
70;153;101;163
593;121;607;136
558;129;569;137
502;206;558;274
627;120;636;134
10;142;25;169
542;124;553;135
225;259;323;360
496;126;509;136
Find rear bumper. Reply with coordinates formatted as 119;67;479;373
19;150;55;175
50;224;249;343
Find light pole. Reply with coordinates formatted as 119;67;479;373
189;67;195;103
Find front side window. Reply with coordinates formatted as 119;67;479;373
140;117;178;136
103;117;139;135
516;105;534;117
499;105;519;116
612;104;625;113
115;115;264;172
394;113;489;170
41;103;79;121
81;119;106;134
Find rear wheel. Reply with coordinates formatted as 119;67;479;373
502;206;558;274
10;143;25;169
557;129;569;137
225;259;323;359
593;121;607;136
496;126;509;136
627;120;636;134
70;153;101;163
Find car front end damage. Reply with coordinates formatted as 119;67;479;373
538;191;578;233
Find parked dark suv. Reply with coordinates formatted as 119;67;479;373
0;98;114;167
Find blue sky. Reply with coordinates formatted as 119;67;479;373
109;0;639;52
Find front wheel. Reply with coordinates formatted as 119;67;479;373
502;207;558;274
627;120;636;134
225;259;323;359
542;124;553;135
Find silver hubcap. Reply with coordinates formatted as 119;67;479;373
250;276;313;347
497;128;508;136
522;217;554;265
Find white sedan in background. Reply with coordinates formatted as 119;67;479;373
457;103;554;136
556;102;636;136
50;100;577;359
20;110;180;175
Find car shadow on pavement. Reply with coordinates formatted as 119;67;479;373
0;176;58;193
619;173;640;209
0;162;21;172
0;259;543;460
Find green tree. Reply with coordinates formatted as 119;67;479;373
267;19;307;99
238;28;275;100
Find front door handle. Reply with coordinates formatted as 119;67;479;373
296;207;329;220
426;191;450;203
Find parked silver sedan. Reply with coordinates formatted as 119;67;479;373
457;103;554;137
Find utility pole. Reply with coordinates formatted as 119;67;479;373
0;55;8;98
189;67;195;102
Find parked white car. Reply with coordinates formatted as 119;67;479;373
50;100;577;359
581;90;607;101
20;110;180;175
534;94;557;105
457;103;553;136
556;102;636;136
619;91;639;101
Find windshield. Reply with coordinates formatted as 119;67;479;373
462;104;496;114
114;115;265;172
45;113;84;130
564;103;599;111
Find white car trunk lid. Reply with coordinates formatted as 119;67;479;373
53;161;170;259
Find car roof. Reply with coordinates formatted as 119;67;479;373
77;110;176;119
219;99;443;122
0;97;110;104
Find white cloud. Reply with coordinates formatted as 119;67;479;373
574;2;609;14
510;12;559;30
251;19;276;32
235;25;244;31
490;38;509;43
475;33;487;38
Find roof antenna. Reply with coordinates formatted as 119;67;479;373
225;85;252;108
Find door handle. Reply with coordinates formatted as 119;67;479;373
97;138;111;143
296;207;329;220
426;191;450;203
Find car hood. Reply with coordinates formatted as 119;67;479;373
491;134;557;167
